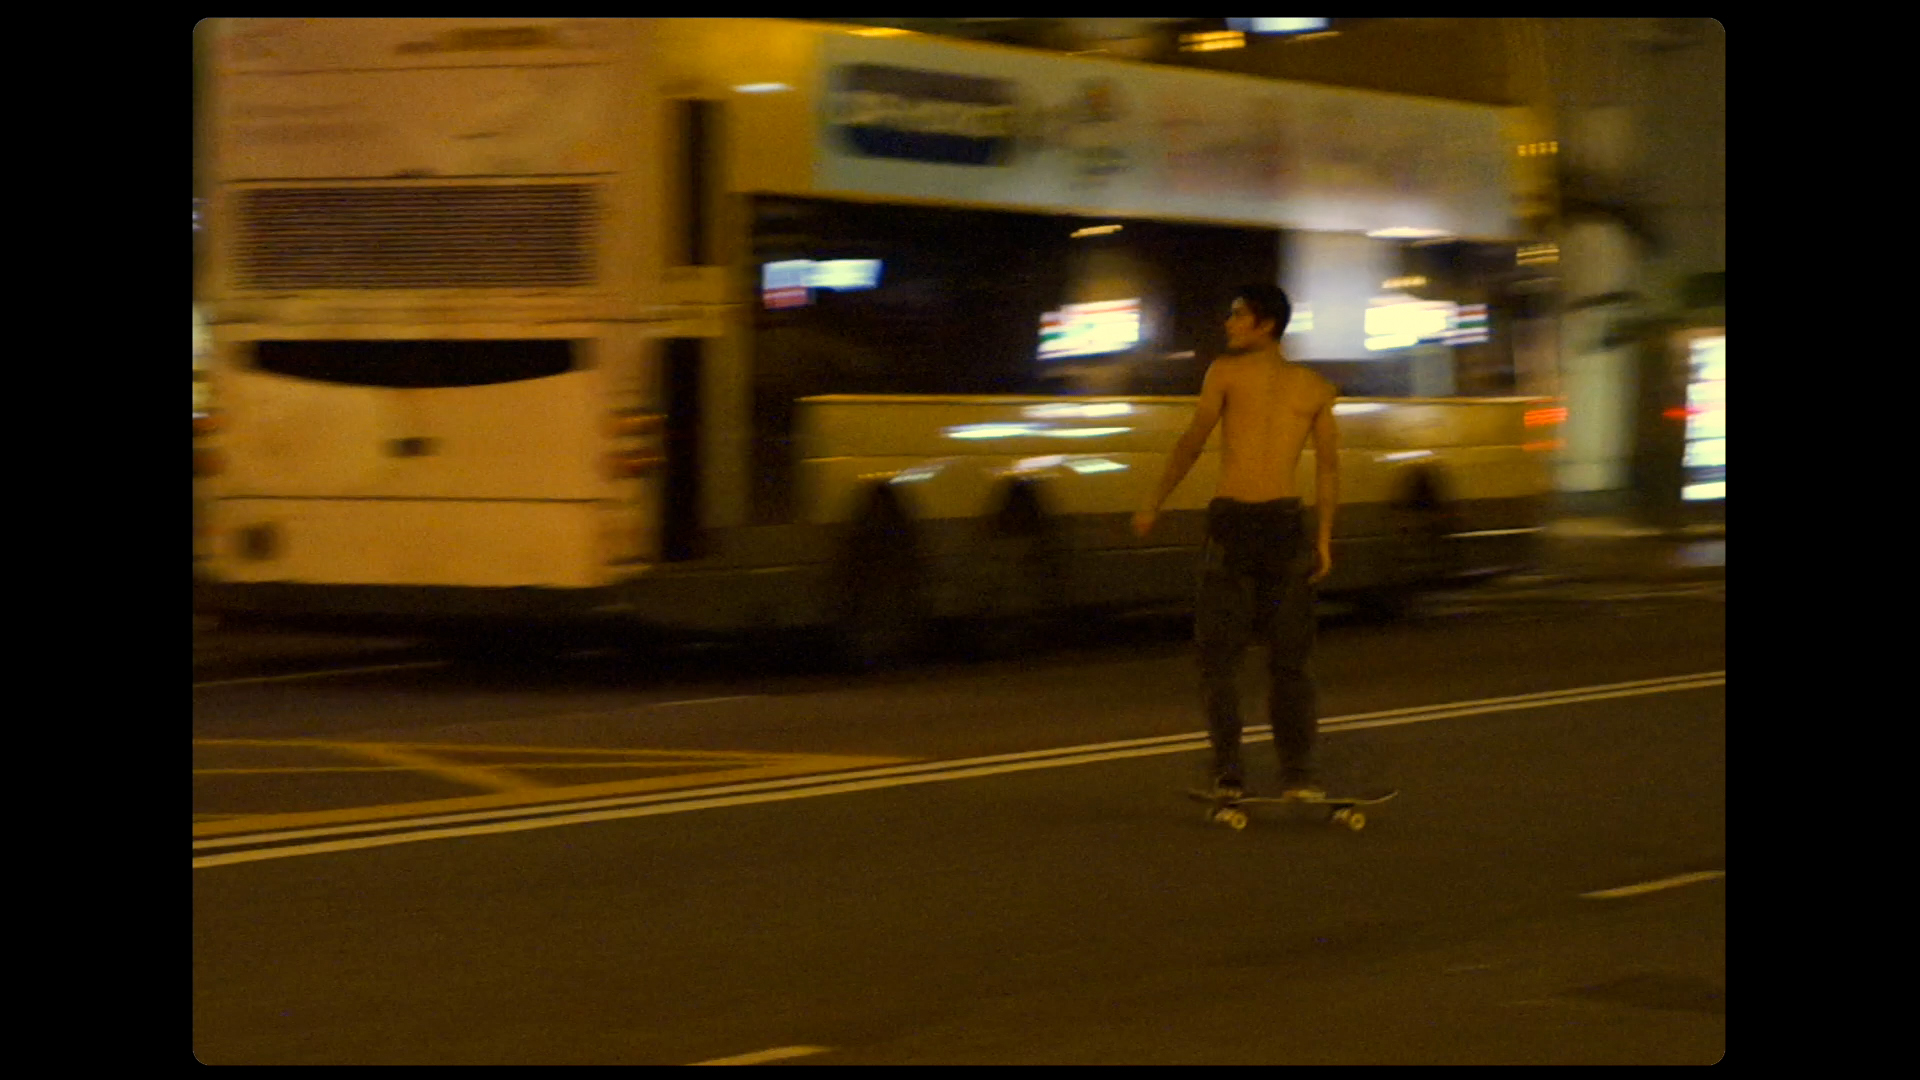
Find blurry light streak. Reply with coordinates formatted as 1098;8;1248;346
1229;18;1331;34
944;423;1130;440
1682;482;1726;501
192;672;1725;868
1005;454;1125;476
1524;407;1569;427
1366;227;1451;239
1377;450;1434;463
1011;455;1066;472
1522;439;1564;453
1333;402;1387;415
849;26;915;37
946;423;1036;440
732;82;791;94
1179;30;1247;51
1070;224;1123;238
1023;401;1133;419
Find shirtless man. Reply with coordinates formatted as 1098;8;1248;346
1132;284;1339;799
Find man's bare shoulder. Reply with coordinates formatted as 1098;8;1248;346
1285;363;1337;405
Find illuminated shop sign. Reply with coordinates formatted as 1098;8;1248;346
1363;298;1489;352
760;259;884;310
828;64;1018;166
1038;298;1142;360
1680;333;1725;502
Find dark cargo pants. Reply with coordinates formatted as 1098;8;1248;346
1195;497;1319;789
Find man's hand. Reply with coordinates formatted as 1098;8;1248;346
1132;509;1158;539
1311;541;1333;585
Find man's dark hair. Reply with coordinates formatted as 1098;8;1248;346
1234;283;1292;338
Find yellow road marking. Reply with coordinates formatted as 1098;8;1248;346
196;761;769;775
191;753;910;839
1580;870;1725;899
689;1046;830;1066
327;742;538;794
193;738;786;761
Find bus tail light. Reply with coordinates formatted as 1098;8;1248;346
606;411;666;438
1523;406;1567;428
606;452;665;479
607;409;667;480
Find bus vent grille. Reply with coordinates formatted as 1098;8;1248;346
233;185;596;290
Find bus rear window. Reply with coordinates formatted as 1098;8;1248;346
252;340;576;388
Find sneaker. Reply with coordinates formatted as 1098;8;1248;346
1207;776;1246;801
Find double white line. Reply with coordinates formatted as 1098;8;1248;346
194;670;1723;869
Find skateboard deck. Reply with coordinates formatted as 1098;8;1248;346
1184;788;1398;832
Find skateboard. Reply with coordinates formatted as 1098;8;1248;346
1185;788;1398;832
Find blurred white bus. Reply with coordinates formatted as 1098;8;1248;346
195;18;1560;660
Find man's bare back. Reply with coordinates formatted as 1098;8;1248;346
1211;352;1337;503
1134;288;1340;581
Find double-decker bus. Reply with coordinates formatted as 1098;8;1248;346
195;18;1561;663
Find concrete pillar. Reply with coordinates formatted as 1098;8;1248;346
1557;217;1639;492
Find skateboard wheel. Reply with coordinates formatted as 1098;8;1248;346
1330;808;1350;826
1224;809;1248;830
1344;811;1366;832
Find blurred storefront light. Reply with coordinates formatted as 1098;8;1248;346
1227;18;1331;35
1179;30;1246;51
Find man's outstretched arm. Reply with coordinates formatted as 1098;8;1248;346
1134;363;1225;538
1310;392;1339;582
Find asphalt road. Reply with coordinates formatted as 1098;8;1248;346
193;583;1725;1064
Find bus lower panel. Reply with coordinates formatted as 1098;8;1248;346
195;581;619;635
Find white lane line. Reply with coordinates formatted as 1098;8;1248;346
1580;870;1725;900
688;1046;830;1066
1313;672;1725;733
193;661;447;688
193;671;1724;868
